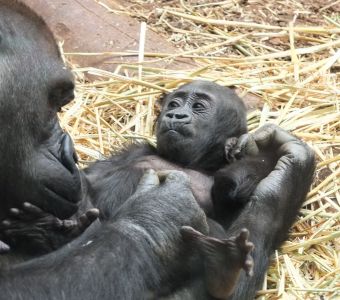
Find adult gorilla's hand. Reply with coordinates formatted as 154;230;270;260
229;124;315;247
223;124;315;300
114;169;209;262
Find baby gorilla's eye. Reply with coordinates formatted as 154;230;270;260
168;101;180;108
192;102;205;109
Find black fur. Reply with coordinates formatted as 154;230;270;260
0;2;316;299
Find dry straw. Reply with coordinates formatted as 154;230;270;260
60;0;339;299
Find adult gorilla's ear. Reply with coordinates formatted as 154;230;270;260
48;76;75;111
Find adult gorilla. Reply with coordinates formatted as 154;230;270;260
0;0;101;258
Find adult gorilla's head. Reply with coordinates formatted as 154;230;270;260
156;80;247;171
0;1;81;220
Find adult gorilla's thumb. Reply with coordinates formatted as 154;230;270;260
159;170;191;187
135;169;160;194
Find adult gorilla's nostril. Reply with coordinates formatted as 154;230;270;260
166;112;174;118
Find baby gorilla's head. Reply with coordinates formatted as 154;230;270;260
156;80;247;170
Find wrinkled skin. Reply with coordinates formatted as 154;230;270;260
0;0;97;257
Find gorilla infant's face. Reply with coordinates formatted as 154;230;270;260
156;80;247;167
157;84;217;145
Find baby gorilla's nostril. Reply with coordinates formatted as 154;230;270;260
174;113;189;119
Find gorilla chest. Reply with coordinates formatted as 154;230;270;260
135;155;214;214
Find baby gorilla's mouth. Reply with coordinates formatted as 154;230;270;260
166;122;194;137
167;129;179;134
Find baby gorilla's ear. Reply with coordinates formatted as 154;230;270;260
155;92;167;113
153;92;167;134
48;73;75;111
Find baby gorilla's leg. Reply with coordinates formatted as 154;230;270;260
0;202;99;254
181;226;254;299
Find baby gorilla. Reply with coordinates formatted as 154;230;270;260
2;81;276;299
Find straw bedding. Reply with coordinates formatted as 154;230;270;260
59;1;339;299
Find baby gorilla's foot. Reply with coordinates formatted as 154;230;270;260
181;226;254;299
0;202;99;254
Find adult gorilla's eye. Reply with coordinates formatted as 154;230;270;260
168;101;179;109
192;102;205;109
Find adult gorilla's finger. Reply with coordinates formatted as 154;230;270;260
135;169;160;193
162;170;190;187
252;124;296;150
231;133;259;157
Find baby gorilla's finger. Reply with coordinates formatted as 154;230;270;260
244;256;254;277
236;228;250;244
234;228;254;277
61;209;99;237
135;169;160;193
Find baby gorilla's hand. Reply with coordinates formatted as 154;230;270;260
224;137;240;163
0;202;99;254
